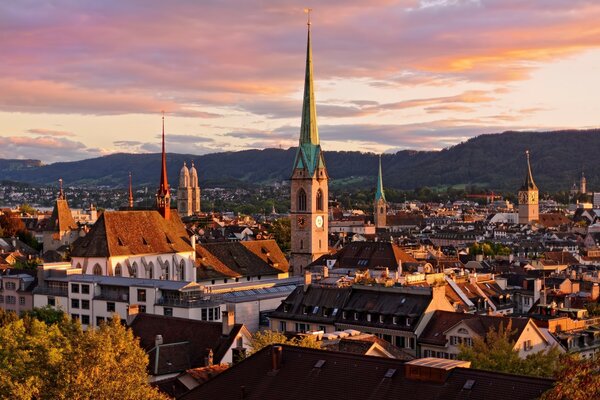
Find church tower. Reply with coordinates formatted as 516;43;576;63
374;155;387;229
190;161;201;214
290;14;329;276
518;150;539;224
128;172;134;209
580;171;587;194
177;162;192;217
156;112;171;219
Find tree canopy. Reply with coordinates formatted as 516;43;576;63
0;312;167;400
248;330;321;355
541;355;600;400
458;321;561;378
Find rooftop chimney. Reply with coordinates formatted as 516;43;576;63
323;266;329;279
271;345;283;371
204;348;214;367
155;334;163;347
222;307;235;336
304;271;312;291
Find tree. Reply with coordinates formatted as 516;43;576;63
268;218;291;253
0;214;26;237
23;306;66;326
458;321;561;378
542;355;600;400
248;330;321;355
0;315;167;400
19;204;36;215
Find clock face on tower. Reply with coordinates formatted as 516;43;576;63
518;192;528;204
529;192;538;203
315;215;324;228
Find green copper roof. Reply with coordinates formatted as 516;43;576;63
521;150;538;191
292;21;324;177
375;155;386;201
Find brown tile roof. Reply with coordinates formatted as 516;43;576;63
332;241;417;270
179;345;554;400
543;251;579;265
334;335;414;361
71;210;192;257
47;199;77;232
129;314;244;375
538;213;571;228
419;311;479;346
196;240;289;280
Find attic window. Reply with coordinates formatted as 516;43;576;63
165;234;173;244
283;304;290;312
314;360;326;368
463;380;475;390
261;247;270;255
142;237;149;245
117;237;125;246
312;306;319;314
384;369;396;379
331;308;339;317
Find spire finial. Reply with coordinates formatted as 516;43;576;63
376;155;386;202
299;9;319;146
58;178;64;200
157;111;170;218
128;172;134;209
304;8;312;26
522;150;537;191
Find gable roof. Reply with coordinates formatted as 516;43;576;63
329;241;417;270
129;313;244;375
179;345;554;400
46;199;78;232
71;210;192;257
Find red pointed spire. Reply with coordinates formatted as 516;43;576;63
128;172;134;209
156;111;171;219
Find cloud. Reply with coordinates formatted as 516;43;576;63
27;128;76;137
0;135;101;162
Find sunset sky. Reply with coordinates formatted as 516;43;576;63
2;0;600;163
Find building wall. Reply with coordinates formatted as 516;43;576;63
0;277;34;314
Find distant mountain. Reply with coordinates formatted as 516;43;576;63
1;130;599;192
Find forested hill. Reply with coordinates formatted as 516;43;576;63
1;129;599;192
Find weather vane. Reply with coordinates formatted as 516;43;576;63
304;8;312;25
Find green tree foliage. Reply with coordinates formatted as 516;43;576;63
268;218;291;253
19;204;36;215
0;315;167;400
541;355;600;400
458;321;561;378
23;306;66;325
248;330;321;355
469;241;512;257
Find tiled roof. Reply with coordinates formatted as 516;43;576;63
71;210;192;257
419;310;479;345
332;241;417;270
129;314;244;375
46;199;77;232
196;240;289;280
179;345;554;400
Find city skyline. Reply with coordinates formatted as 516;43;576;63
2;0;600;162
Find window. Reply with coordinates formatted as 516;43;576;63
379;315;385;323
93;264;102;276
96;316;105;326
0;295;3;303
48;297;56;307
81;300;90;310
295;323;309;333
81;285;90;294
179;260;185;281
164;307;173;316
114;264;122;276
146;262;154;279
367;314;372;322
130;262;138;278
71;283;80;293
201;308;207;320
137;289;146;302
19;297;25;305
318;325;327;333
406;318;411;327
393;316;399;325
107;302;116;313
72;314;79;321
139;305;146;313
5;282;16;290
523;340;533;351
71;299;80;309
163;261;169;280
279;321;286;332
395;336;405;348
297;189;307;211
316;189;323;211
81;315;90;325
354;312;359;321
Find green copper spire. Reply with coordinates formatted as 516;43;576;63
521;150;538;191
376;155;386;201
292;11;326;177
299;14;319;145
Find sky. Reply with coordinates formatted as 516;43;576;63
2;0;600;163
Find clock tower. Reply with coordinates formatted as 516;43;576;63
518;150;539;224
290;15;329;276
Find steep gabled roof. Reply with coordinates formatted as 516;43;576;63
46;199;77;232
71;210;192;257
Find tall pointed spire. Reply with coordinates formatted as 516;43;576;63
521;150;537;191
299;8;319;146
156;111;171;219
128;172;134;209
375;155;386;201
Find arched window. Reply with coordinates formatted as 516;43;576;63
380;207;384;214
114;263;122;276
179;260;186;281
300;239;304;250
163;261;170;280
146;262;154;279
76;262;82;270
93;264;102;276
129;262;138;278
316;189;323;211
297;189;307;211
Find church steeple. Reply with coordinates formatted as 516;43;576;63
375;155;386;202
521;150;537;191
299;12;318;146
518;150;539;224
58;178;65;200
128;172;134;209
156;112;171;219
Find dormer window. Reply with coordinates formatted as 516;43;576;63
342;311;348;319
405;318;411;327
312;306;320;314
354;312;359;321
393;316;399;325
379;315;385;323
323;308;329;317
367;314;372;322
283;304;290;313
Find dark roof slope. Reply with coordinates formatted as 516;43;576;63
129;313;243;375
71;210;192;257
179;345;554;400
47;199;77;232
333;241;417;270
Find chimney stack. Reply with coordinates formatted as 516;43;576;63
271;345;283;371
304;271;312;291
222;306;235;336
592;283;599;301
322;266;329;279
204;348;214;367
155;334;163;347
